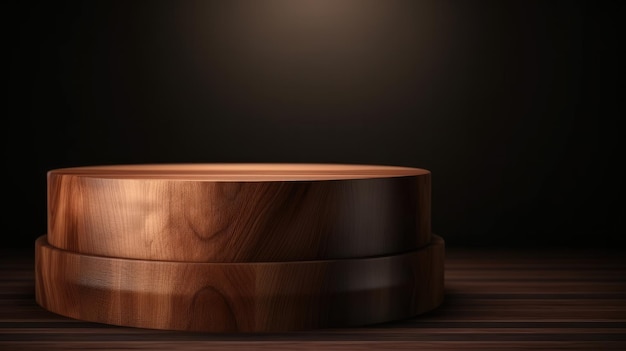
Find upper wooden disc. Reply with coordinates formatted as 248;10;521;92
48;164;431;262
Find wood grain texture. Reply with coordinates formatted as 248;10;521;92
47;164;431;262
3;247;625;350
35;235;444;333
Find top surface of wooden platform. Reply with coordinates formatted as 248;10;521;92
48;164;429;181
1;247;625;350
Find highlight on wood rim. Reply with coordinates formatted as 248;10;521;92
47;163;430;181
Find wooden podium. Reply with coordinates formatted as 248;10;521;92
36;164;444;332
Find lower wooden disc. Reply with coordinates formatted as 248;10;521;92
35;235;444;333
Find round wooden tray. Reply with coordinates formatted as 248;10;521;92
47;164;432;262
35;235;444;333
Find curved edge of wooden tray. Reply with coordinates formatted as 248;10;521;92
35;235;444;333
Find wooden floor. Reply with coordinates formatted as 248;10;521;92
1;248;625;350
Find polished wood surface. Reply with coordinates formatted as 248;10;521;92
48;164;432;262
35;235;444;333
3;247;625;350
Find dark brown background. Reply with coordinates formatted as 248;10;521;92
4;0;623;249
2;3;625;349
